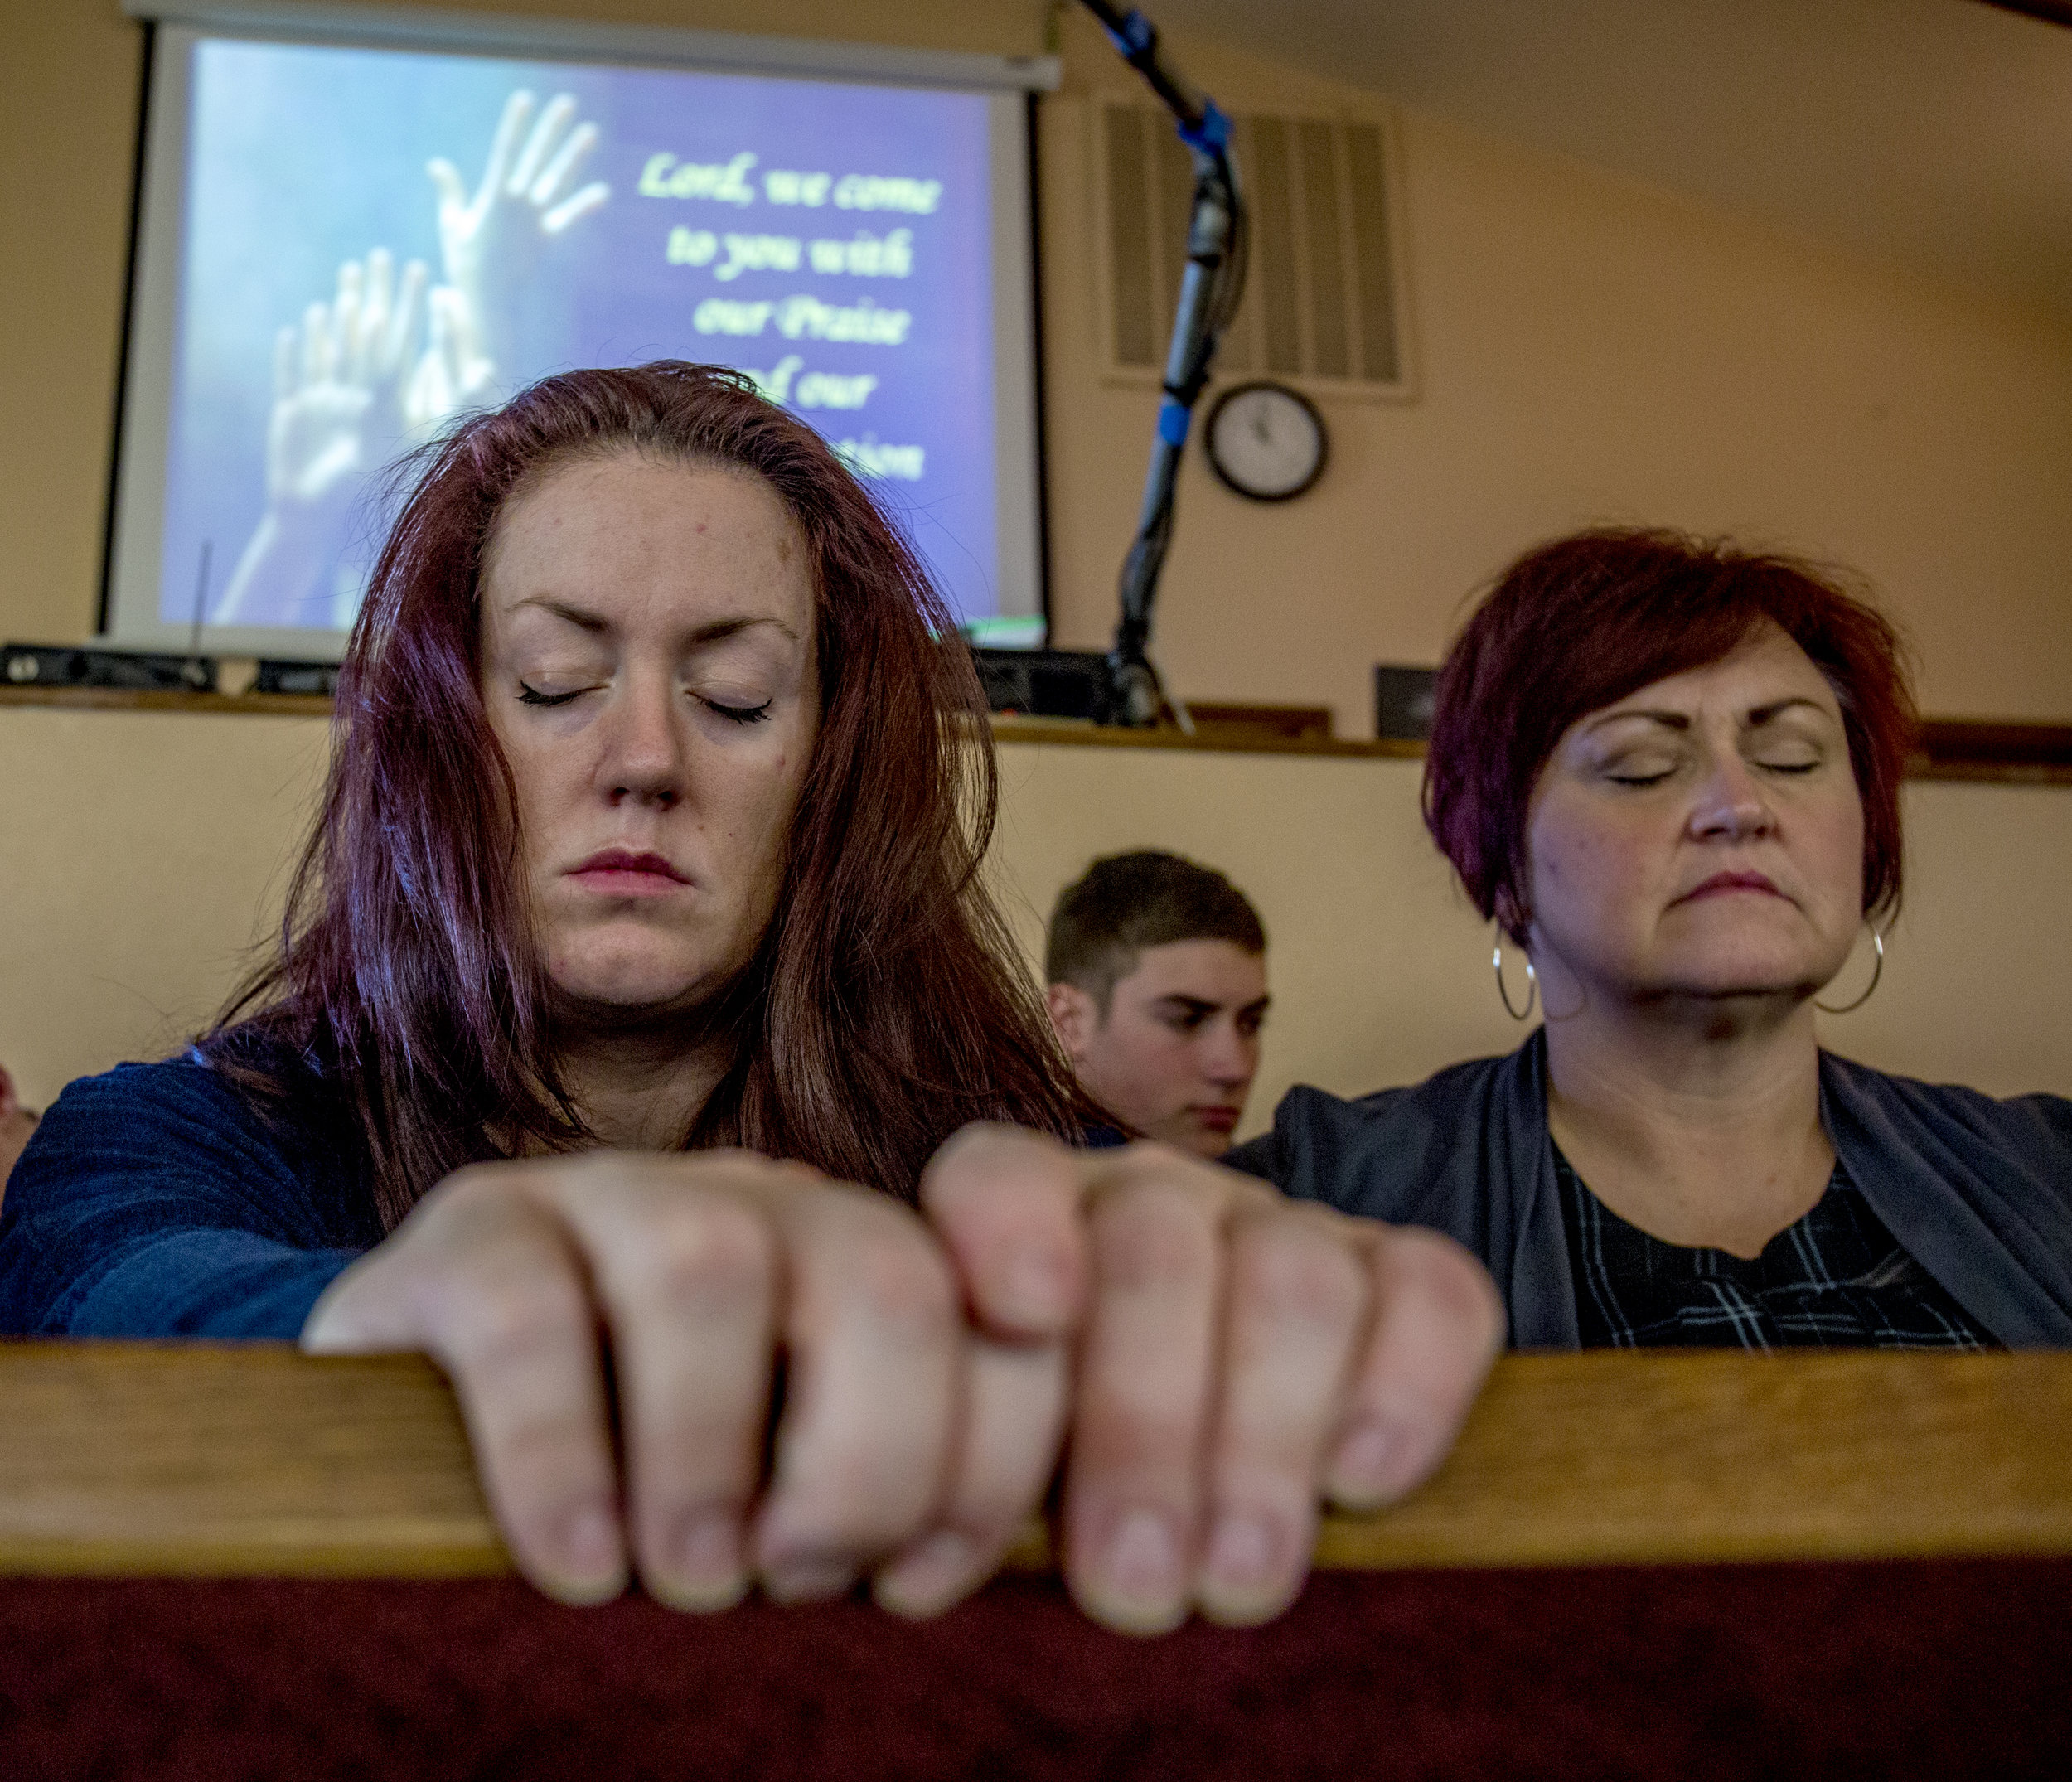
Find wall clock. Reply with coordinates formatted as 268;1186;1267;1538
1203;380;1329;501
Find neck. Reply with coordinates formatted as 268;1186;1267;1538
1538;971;1831;1258
554;1005;737;1152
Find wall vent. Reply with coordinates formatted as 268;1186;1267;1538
1096;104;1413;400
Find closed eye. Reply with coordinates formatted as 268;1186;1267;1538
517;681;590;709
703;697;773;724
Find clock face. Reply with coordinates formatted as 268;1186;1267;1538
1204;381;1328;501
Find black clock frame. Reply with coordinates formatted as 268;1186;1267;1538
1203;379;1329;502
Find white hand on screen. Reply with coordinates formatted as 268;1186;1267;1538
216;250;431;627
427;90;611;386
404;285;498;437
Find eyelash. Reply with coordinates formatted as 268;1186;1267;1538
1607;760;1818;787
516;682;773;725
706;699;773;725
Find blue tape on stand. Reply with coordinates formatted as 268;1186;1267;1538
1158;398;1192;446
1179;98;1232;153
1107;8;1155;56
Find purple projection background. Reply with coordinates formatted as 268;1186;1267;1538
157;36;1012;640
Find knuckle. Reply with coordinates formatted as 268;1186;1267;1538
440;1268;590;1372
428;1162;520;1221
924;1122;1064;1198
1106;1139;1203;1186
1386;1228;1506;1342
1232;1219;1364;1328
1094;1183;1215;1291
632;1199;774;1310
834;1220;957;1340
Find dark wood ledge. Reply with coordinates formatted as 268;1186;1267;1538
1;1344;2066;1579
0;685;333;719
9;686;2072;780
1909;718;2072;784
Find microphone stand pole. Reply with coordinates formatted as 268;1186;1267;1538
1077;0;1247;728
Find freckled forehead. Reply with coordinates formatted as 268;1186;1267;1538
481;450;813;634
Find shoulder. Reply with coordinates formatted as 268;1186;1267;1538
33;1035;333;1162
1823;1053;2072;1172
1228;1051;1526;1222
1823;1053;2072;1140
2;1035;376;1258
0;1041;378;1339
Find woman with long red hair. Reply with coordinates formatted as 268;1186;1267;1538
0;364;1499;1634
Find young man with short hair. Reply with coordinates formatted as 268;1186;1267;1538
1045;851;1269;1159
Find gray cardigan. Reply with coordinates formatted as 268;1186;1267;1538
1227;1030;2072;1349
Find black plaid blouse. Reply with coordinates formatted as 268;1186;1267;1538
1552;1144;1996;1351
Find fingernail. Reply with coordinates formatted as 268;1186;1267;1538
542;1504;626;1605
874;1529;981;1620
653;1511;746;1613
1330;1418;1411;1504
761;1555;859;1604
1203;1513;1279;1591
1086;1508;1185;1634
567;1504;620;1572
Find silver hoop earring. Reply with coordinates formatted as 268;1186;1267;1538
1814;923;1885;1015
1493;932;1538;1022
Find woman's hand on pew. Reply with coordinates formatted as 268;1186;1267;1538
302;1151;974;1613
913;1126;1506;1634
298;1136;1503;1635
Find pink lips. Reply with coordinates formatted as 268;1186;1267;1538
1677;870;1784;905
569;848;690;896
1193;1106;1242;1135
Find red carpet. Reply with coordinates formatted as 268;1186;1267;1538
1;1559;2066;1780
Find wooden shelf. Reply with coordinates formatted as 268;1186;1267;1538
0;685;332;719
9;685;2072;779
2;1343;2066;1579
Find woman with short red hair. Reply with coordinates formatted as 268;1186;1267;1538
1236;529;2072;1349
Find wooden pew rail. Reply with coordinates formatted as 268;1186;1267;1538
2;1343;2067;1577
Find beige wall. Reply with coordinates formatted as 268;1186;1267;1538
6;0;2072;1114
1038;9;2072;729
7;1;2072;727
7;703;2072;1132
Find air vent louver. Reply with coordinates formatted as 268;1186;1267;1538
1098;104;1411;398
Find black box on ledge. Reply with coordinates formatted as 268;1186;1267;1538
1375;664;1438;740
972;647;1113;722
253;661;342;697
2;643;215;693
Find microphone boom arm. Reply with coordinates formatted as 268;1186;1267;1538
1077;1;1248;726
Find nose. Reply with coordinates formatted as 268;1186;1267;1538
1198;1020;1257;1092
599;674;685;811
1687;751;1775;845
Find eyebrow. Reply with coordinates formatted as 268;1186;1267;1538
1152;995;1273;1016
510;597;801;646
1583;695;1831;735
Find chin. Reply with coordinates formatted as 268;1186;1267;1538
1648;951;1838;1001
1171;1126;1234;1160
546;945;729;1016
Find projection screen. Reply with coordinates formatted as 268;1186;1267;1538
105;2;1053;661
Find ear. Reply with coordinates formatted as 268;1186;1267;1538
1492;884;1532;948
0;1065;16;1122
1045;982;1097;1060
